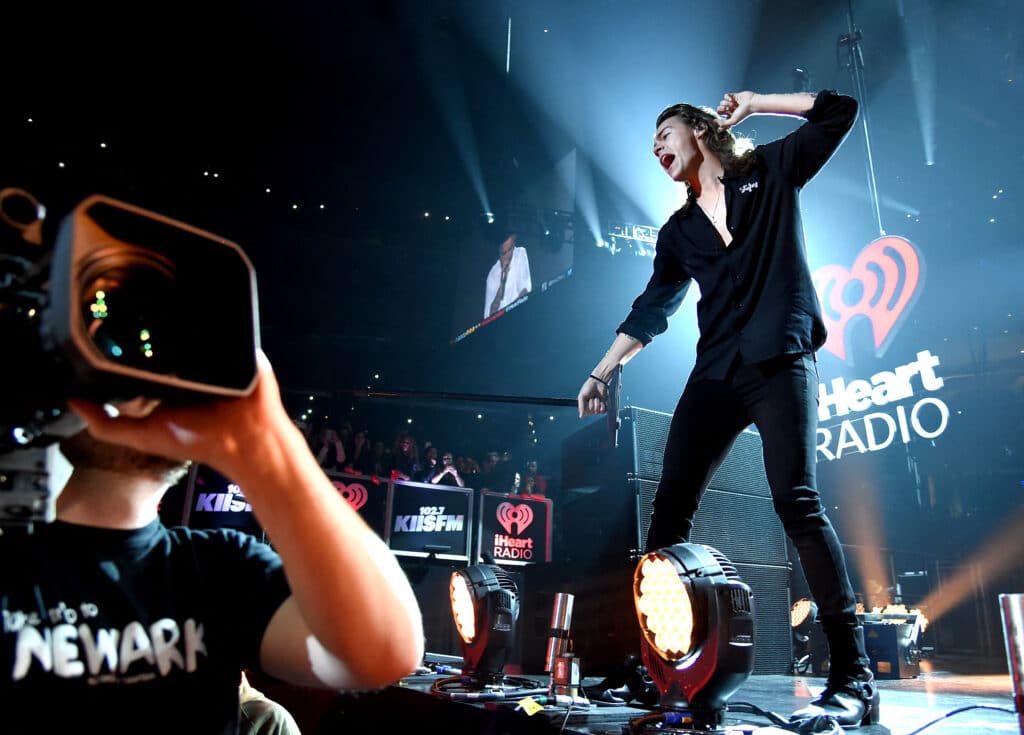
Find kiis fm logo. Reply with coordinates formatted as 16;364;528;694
812;236;922;361
493;503;535;561
331;481;368;511
195;483;251;513
393;505;466;533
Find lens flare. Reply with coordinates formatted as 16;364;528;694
79;255;177;374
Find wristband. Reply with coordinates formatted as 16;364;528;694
589;373;610;388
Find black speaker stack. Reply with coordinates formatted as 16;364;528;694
522;406;793;676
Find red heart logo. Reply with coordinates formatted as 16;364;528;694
332;481;369;511
812;236;922;361
496;502;534;535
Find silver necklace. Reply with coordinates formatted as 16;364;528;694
698;186;724;225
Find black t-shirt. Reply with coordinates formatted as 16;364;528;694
617;90;858;381
0;519;290;734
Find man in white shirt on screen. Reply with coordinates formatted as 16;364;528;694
484;233;532;318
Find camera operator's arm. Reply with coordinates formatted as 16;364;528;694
68;352;424;690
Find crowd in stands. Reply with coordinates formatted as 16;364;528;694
295;417;551;498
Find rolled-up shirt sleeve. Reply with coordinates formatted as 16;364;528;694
616;226;692;345
770;89;858;188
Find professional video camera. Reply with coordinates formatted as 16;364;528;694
0;188;259;527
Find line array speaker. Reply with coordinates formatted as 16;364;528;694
632;479;788;566
624;406;774;497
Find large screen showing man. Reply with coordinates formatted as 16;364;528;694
449;208;573;344
484;233;532;318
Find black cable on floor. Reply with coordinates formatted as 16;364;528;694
901;704;1018;735
429;674;548;701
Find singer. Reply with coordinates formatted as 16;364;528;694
576;89;878;728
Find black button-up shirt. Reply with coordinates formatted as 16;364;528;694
617;90;858;381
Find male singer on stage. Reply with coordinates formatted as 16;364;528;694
484;233;532;318
576;89;878;728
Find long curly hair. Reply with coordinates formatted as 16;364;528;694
656;103;757;190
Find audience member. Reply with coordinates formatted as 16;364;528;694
521;459;548;497
477;450;501;491
418;445;439;483
391;432;420;482
344;430;374;475
336;422;355;464
429;451;465;488
495;450;517;493
370;439;391;477
314;425;347;474
457;456;481;488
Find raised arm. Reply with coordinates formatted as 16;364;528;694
69;352;424;690
716;90;817;128
717;89;858;186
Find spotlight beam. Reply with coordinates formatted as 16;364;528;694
405;17;492;218
846;483;894;611
899;0;937;166
918;507;1024;625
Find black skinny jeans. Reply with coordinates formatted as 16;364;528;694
644;352;867;670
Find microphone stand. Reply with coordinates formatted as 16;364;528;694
338;365;624;448
839;0;886;236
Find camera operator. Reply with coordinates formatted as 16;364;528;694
0;350;425;733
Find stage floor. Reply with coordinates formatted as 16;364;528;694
379;656;1018;735
288;655;1017;734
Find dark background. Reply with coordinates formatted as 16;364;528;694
2;0;1022;657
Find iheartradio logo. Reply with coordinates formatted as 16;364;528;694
813;236;922;362
332;481;369;511
496;502;534;535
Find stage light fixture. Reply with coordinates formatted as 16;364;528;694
449;562;520;686
790;597;819;674
791;597;817;631
632;543;754;730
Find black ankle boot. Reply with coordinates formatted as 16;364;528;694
791;672;880;729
